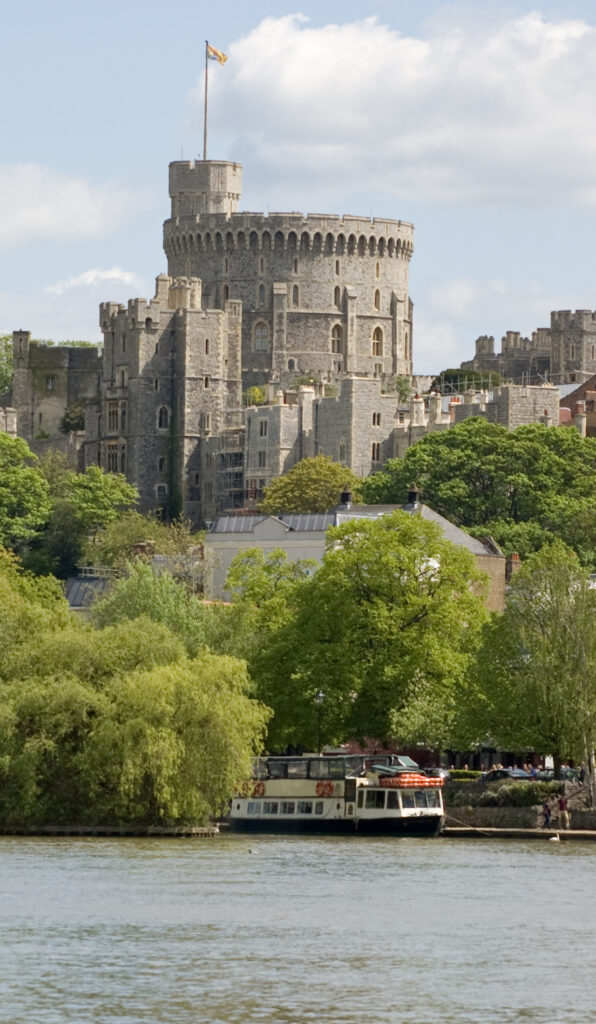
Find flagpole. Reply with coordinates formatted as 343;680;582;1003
203;39;209;161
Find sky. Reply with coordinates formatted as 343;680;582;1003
4;0;596;373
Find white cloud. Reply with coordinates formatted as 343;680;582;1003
204;12;596;208
0;267;150;342
45;266;145;297
0;164;154;249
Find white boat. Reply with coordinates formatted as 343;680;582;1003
229;755;445;836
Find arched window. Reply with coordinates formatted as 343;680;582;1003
258;284;265;306
292;285;299;307
288;359;295;371
223;284;229;303
372;327;383;357
334;286;341;308
374;289;380;310
335;260;340;276
331;324;343;354
255;323;269;351
158;406;169;429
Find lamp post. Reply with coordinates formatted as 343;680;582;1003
315;689;325;754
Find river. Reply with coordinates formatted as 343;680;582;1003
1;834;595;1023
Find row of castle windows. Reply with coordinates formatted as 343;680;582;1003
170;230;412;259
252;321;387;357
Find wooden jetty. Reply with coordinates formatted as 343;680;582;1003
442;826;596;842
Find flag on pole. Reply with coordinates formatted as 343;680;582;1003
207;42;228;65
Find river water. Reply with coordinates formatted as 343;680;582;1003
1;834;595;1024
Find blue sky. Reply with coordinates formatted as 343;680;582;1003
4;0;596;372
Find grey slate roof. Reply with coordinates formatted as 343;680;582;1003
209;504;503;559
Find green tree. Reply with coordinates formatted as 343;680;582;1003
59;402;85;433
259;455;361;514
240;512;487;750
360;418;596;563
84;511;202;571
473;544;596;798
0;335;12;395
0;547;71;666
0;435;51;551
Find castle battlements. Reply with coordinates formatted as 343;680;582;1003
550;309;596;331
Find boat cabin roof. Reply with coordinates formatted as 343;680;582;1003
253;754;420;780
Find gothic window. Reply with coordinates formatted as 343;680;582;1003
259;420;268;437
121;404;127;431
372;327;383;356
258;284;265;306
108;402;119;431
339;442;346;462
107;442;118;472
372;442;381;462
331;325;343;354
374;289;380;310
158;406;169;429
254;323;269;351
224;257;229;273
223;284;229;303
205;481;213;500
292;285;299;307
334;286;341;308
120;368;127;387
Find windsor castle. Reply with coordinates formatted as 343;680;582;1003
5;157;594;526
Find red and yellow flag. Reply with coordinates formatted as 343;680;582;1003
207;42;227;65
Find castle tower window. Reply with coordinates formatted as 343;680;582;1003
199;412;212;432
121;404;127;431
260;257;264;273
258;450;267;468
294;258;298;273
592;346;595;360
292;285;299;307
205;339;209;355
122;335;126;353
288;359;295;370
374;290;380;310
571;345;575;359
376;262;380;278
254;322;269;351
145;318;152;330
224;257;229;273
154;378;159;391
120;446;126;473
155;343;159;355
159;456;167;473
223;284;229;303
108;402;119;431
372;327;383;356
107;442;119;472
158;406;169;429
46;375;55;391
157;483;168;500
335;260;340;276
38;412;42;426
331;325;343;354
372;412;381;426
334;286;341;308
120;369;127;387
259;420;268;437
258;284;265;306
339;442;346;462
204;376;210;388
374;363;383;377
372;442;381;462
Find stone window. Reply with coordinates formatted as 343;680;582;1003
108;402;119;432
159;456;167;473
224;257;229;273
194;472;199;485
204;376;210;388
372;442;381;462
260;257;264;273
339;442;346;462
374;289;380;310
254;322;269;351
372;327;383;356
107;442;119;472
335;260;340;276
592;346;595;360
38;412;42;425
46;375;55;392
122;334;126;353
292;285;299;307
158;406;169;429
199;412;212;432
157;483;168;501
334;286;341;308
258;450;267;468
205;481;213;500
145;318;152;330
205;339;209;355
259;420;268;437
293;258;298;273
223;284;229;303
374;363;383;377
571;345;575;359
399;412;405;424
154;378;159;391
288;359;295;371
372;412;381;426
119;368;127;387
155;343;159;355
331;325;343;353
258;284;265;306
376;262;380;278
120;445;126;473
120;403;127;431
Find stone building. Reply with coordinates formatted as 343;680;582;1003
163;160;414;388
461;310;596;385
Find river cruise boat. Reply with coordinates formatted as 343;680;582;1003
229;755;445;836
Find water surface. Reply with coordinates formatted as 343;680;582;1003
1;835;594;1023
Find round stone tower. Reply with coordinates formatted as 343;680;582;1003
163;160;414;386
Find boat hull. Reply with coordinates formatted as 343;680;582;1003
228;815;444;837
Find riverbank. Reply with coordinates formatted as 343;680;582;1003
0;824;219;838
443;825;596;841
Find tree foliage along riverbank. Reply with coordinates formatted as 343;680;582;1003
0;551;269;827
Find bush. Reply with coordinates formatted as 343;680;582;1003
451;779;563;808
448;769;482;780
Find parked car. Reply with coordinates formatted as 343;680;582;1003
536;768;579;782
485;768;530;783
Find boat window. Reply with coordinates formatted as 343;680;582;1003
357;789;364;808
415;791;428;808
309;760;330;779
287;760;309;779
297;801;313;814
401;791;416;808
247;801;262;814
386;791;399;810
315;801;324;815
365;790;386;809
268;761;287;779
427;790;441;808
280;802;295;814
263;802;278;814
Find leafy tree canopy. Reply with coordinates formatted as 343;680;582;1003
259;455;361;514
229;513;488;751
0;335;12;395
360;418;596;563
0;435;52;551
85;511;202;571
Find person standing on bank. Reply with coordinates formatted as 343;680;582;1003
541;800;552;829
558;794;570;830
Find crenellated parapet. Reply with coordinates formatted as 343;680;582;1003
551;309;596;332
